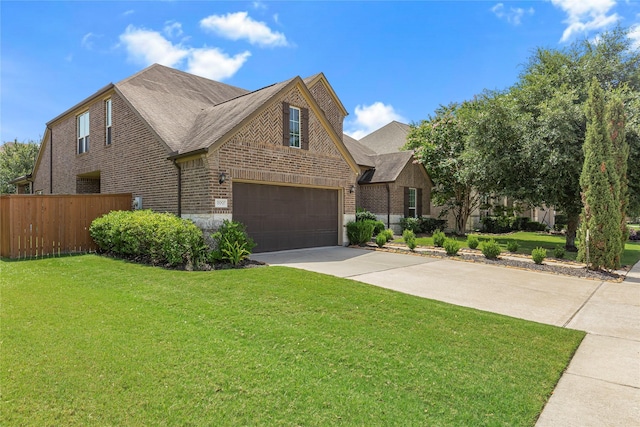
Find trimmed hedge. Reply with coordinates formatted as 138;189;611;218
400;216;448;234
90;210;208;268
347;221;374;245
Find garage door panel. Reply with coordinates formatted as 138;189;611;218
233;183;338;253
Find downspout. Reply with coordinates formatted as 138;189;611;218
172;159;182;217
386;183;391;229
48;126;52;194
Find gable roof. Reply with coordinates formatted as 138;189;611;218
358;151;415;184
342;134;376;168
115;64;249;154
303;73;349;117
359;121;411;154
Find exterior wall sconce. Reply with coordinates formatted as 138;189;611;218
349;185;356;194
219;172;226;185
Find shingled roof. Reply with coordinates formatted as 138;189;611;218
358;151;415;184
110;64;349;158
116;64;249;153
358;120;411;154
342;133;376;167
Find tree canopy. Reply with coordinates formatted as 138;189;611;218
408;27;638;249
0;140;40;194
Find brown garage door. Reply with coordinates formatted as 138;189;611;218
233;183;339;253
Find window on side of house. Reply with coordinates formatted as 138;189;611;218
408;187;417;218
77;111;90;154
289;106;301;148
105;99;112;145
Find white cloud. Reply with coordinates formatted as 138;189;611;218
629;24;640;49
163;21;183;38
550;0;620;42
119;24;249;81
200;11;288;47
491;3;534;26
252;1;267;10
81;32;96;49
120;25;189;67
187;48;251;80
345;102;406;140
122;10;134;17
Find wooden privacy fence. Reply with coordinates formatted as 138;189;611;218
0;194;132;259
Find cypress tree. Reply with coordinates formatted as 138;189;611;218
577;79;622;270
607;93;629;259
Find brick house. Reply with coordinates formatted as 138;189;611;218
343;122;434;233
30;64;360;252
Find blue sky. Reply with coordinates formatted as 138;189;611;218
2;0;640;143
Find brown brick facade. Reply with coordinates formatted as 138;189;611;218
356;162;431;232
33;91;179;213
307;80;343;137
206;84;357;217
33;75;357;233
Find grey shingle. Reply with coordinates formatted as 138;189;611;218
358;151;414;184
342;134;376;167
359;121;411;154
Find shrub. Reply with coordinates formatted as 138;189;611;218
90;210;208;268
400;217;421;234
443;239;460;256
467;235;480;249
419;217;447;234
482;239;501;259
210;220;256;266
403;229;417;250
524;221;548;232
532;247;547;264
553;246;566;259
382;228;394;242
506;241;519;253
376;233;387;248
367;220;385;236
629;229;640;241
432;229;446;247
346;221;374;246
355;209;377;222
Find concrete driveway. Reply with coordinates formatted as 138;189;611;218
253;246;640;426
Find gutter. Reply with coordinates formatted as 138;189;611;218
386;183;391;229
171;159;182;217
48;125;52;194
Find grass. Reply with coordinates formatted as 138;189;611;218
399;231;640;267
1;255;584;426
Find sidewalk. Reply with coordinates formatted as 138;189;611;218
535;260;640;427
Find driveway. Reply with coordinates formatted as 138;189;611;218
253;246;640;426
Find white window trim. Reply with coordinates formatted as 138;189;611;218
409;187;417;218
289;106;301;148
105;99;112;145
77;111;90;154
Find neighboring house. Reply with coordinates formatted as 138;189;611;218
30;64;360;252
343;122;433;233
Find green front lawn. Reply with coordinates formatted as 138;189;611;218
1;255;583;426
401;231;640;267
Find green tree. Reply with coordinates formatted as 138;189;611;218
470;27;639;250
405;103;484;234
607;92;629;253
577;79;622;270
0;140;40;194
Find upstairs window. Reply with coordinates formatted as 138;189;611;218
77;111;90;154
282;102;309;150
289;106;301;148
105;99;112;145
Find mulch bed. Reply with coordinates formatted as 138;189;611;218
357;244;624;282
